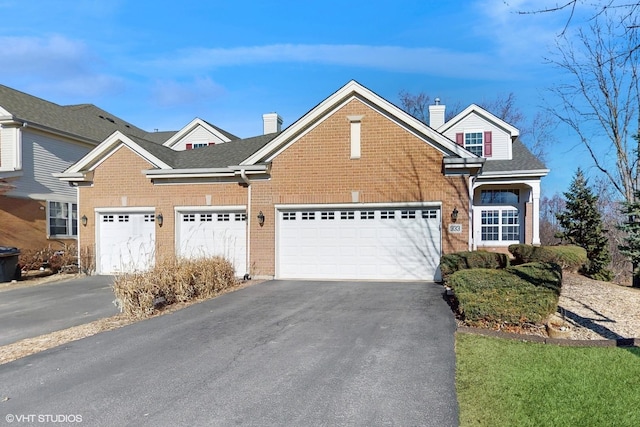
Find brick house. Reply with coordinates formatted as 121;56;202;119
57;81;548;281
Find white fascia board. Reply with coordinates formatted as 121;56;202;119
438;104;520;137
65;131;172;174
241;80;475;165
162;118;232;148
228;165;270;172
144;170;234;179
52;171;90;182
478;169;550;179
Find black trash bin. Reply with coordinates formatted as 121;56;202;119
0;246;20;282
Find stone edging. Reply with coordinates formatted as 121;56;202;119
456;326;639;348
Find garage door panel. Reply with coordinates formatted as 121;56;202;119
98;212;155;274
277;207;441;280
178;210;246;276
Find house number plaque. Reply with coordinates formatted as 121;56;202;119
448;224;463;234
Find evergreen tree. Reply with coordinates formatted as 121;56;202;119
618;190;640;288
556;168;613;281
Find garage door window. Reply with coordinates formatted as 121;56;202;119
380;211;395;219
321;212;335;220
48;201;78;237
340;211;355;220
361;211;375;220
422;210;437;219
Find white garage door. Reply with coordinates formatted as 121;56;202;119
176;210;247;276
277;206;441;281
98;212;156;274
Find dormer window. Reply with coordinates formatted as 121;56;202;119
185;142;215;150
456;131;492;157
465;132;483;156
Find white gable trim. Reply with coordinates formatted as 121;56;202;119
438;104;519;138
162;118;232;148
241;80;475;166
58;131;172;179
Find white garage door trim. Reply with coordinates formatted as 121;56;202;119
175;205;247;276
276;202;442;281
95;207;156;275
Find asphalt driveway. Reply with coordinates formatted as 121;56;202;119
0;275;118;346
0;280;458;426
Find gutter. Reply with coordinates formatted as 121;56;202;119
1;116;98;147
478;169;550;178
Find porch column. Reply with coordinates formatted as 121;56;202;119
531;182;541;245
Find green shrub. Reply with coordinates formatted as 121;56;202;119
448;262;562;327
508;244;586;272
440;251;509;283
112;256;238;318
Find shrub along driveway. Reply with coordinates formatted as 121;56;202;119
0;280;458;426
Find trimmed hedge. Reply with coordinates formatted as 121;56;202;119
448;262;562;327
508;244;586;272
440;251;509;283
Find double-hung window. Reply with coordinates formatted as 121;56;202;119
48;201;78;237
479;190;520;243
456;131;492;157
465;132;484;156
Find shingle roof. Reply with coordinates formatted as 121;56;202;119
481;139;547;174
173;133;279;168
141;130;178;144
199;118;240;141
126;135;178;167
0;84;148;143
125;132;280;169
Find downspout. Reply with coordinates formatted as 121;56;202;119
239;169;251;279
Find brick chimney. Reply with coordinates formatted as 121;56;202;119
428;98;445;129
263;113;283;134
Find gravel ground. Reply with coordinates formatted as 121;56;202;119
558;272;640;340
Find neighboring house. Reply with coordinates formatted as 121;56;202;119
0;84;151;250
57;80;548;281
0;84;239;251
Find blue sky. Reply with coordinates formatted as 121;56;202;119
0;0;604;196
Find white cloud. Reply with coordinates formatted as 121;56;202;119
0;34;124;99
151;77;226;108
146;44;514;80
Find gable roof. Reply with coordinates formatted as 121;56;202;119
0;84;148;144
58;129;278;181
241;80;479;166
438;103;520;138
162;117;239;148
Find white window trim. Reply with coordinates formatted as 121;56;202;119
475;206;521;245
348;115;363;159
47;201;78;238
464;130;484;157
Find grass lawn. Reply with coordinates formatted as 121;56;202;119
456;334;640;427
